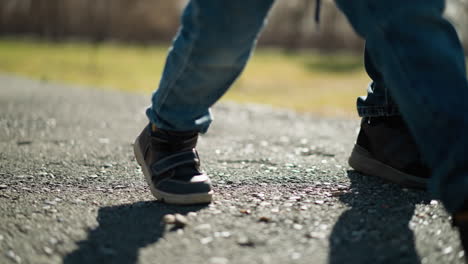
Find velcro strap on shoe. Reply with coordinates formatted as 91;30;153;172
151;149;199;176
150;136;198;153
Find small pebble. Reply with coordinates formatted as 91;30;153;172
210;257;229;264
6;250;21;263
253;193;265;198
187;212;198;218
291;252;301;260
214;231;231;238
43;246;53;255
200;237;213;244
44;200;56;206
73;199;84;204
163;214;176;224
237;236;255;247
306;232;326;239
293;224;303;230
18;225;31;233
49;237;58;245
442;246;453;255
0;184;7;190
174;214;189;228
289;196;301;201
239;209;251;215
47;208;58;214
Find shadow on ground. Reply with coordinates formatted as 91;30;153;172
63;201;207;264
329;171;429;264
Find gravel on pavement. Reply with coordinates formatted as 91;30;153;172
0;75;464;264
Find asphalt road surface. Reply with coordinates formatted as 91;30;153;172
0;75;464;264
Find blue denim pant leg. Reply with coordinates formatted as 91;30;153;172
146;0;274;133
357;47;400;117
335;0;468;213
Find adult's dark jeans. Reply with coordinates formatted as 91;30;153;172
336;0;468;213
357;47;400;117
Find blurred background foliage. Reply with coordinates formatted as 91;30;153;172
0;0;467;116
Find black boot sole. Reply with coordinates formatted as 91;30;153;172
349;144;428;189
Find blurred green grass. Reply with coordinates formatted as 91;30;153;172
0;38;370;117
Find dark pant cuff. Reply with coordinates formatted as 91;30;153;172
357;105;400;117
